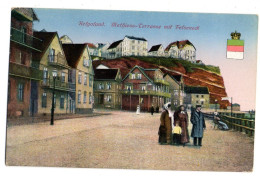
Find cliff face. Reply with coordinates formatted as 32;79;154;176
93;57;230;109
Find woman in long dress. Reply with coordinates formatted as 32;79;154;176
174;105;190;146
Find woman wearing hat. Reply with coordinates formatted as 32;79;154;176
174;105;190;146
158;103;172;145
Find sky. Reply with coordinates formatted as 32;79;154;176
33;8;258;111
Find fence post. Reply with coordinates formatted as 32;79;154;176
249;121;253;136
245;120;248;135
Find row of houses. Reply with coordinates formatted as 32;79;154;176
8;8;94;118
93;64;211;111
61;35;199;63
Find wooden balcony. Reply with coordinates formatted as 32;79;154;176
48;54;70;69
41;78;71;92
10;27;42;52
9;62;43;80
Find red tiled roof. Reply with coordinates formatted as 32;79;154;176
165;40;196;51
85;43;97;49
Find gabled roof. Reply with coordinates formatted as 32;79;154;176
184;86;209;94
62;44;88;68
107;40;123;49
11;8;39;21
122;65;161;82
164;73;182;84
94;69;119;80
85;43;97;49
148;44;162;52
125;35;147;41
33;31;57;59
165;40;196;51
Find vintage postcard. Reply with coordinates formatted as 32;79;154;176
5;8;257;172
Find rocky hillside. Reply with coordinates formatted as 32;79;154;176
93;57;230;108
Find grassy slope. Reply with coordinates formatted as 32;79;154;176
127;56;220;74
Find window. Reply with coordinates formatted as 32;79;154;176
126;85;132;91
61;72;65;82
137;74;142;79
42;92;47;108
107;95;112;102
196;101;199;104
78;90;81;103
98;83;105;90
89;75;92;87
196;95;199;98
78;72;82;84
174;90;178;96
60;95;64;108
17;83;24;101
21;52;26;65
141;85;146;91
49;48;55;62
83;91;87;103
83;58;89;67
201;95;204;98
174;100;178;106
201;101;204;105
89;92;92;104
84;73;87;85
107;82;112;90
131;73;135;79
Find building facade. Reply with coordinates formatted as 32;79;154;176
107;36;148;59
121;66;170;112
62;43;94;114
183;86;210;109
33;31;72;115
86;43;98;57
8;8;42;118
93;69;122;109
163;74;185;109
148;44;165;57
165;40;196;63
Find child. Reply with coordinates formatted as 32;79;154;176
172;121;182;145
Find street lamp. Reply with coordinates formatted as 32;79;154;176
50;71;57;125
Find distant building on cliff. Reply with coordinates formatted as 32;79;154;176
164;40;196;63
148;44;165;57
85;43;98;57
107;35;148;59
60;35;73;44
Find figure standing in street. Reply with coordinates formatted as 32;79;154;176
151;105;154;115
156;105;159;113
172;120;182;145
190;105;206;146
158;103;172;145
174;105;189;146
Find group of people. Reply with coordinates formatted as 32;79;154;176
158;103;206;147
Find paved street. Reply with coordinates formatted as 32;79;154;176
6;110;254;171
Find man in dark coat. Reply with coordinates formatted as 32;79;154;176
151;105;155;115
190;105;206;146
